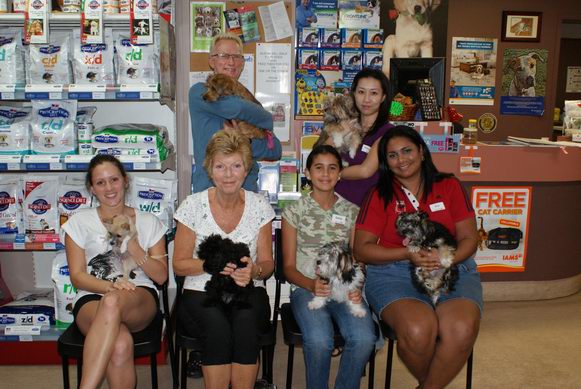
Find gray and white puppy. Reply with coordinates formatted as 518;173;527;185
308;242;367;317
396;211;458;304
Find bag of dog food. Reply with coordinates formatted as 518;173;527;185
31;100;78;155
0;176;23;234
91;123;172;161
114;31;158;85
72;29;115;85
23;175;59;234
26;31;72;85
128;176;176;231
0;289;54;327
57;178;92;227
0;106;31;155
95;147;162;161
52;251;76;328
0;28;26;85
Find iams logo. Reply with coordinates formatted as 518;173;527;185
89;0;100;9
39;45;61;55
94;135;119;143
28;199;51;214
138;190;164;200
0;108;28;119
81;44;106;53
137;0;150;10
38;106;70;118
0;192;16;212
59;191;87;211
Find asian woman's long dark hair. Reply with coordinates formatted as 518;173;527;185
376;125;453;208
350;68;391;139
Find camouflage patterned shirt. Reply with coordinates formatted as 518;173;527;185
282;193;359;282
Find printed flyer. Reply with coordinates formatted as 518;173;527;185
449;37;497;106
338;0;379;29
500;48;548;116
190;2;225;52
471;186;532;272
311;0;338;28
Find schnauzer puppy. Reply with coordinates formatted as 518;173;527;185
396;211;458;304
203;73;266;140
198;234;254;306
308;242;367;317
315;95;363;158
102;214;138;280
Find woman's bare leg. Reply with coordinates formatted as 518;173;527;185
202;364;231;389
381;299;438;382
75;288;156;389
105;323;135;389
421;299;480;389
231;362;260;389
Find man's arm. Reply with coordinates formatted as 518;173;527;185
251;133;282;161
190;83;273;130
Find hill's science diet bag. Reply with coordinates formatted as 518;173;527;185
31;100;77;155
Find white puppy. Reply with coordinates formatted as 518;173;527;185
308;242;367;318
382;0;441;76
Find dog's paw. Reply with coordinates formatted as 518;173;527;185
308;297;326;310
348;146;357;158
350;302;367;317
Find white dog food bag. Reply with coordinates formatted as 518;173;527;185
114;31;158;85
57;178;92;227
128;176;176;231
52;251;77;328
0;106;31;155
72;29;115;85
26;31;73;85
23;175;59;234
0;28;26;85
31;100;78;155
0;176;23;235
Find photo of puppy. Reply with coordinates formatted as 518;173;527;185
198;234;254;306
382;0;441;75
308;242;367;317
396;210;458;304
477;216;488;251
90;20;99;36
315;94;363;158
505;52;544;96
203;74;266;140
102;214;138;280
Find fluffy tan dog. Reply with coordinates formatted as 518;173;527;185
203;74;266;139
102;214;138;280
315;94;363;158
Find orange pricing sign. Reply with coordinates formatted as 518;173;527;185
471;186;532;272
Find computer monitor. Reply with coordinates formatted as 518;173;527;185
389;57;446;107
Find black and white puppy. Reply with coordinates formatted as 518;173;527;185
308;242;367;317
198;234;254;307
396;211;458;304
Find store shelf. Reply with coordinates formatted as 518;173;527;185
0;12;159;28
0;85;160;102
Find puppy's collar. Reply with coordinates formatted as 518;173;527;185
390;9;429;25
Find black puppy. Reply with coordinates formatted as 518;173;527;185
198;234;253;306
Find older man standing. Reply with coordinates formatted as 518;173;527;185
189;32;282;193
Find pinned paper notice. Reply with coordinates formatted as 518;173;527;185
258;2;293;42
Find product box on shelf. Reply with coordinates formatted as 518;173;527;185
297;27;320;48
320;28;341;48
340;28;362;48
320;49;341;70
363;50;382;69
362;29;384;49
341;49;363;71
297;48;319;70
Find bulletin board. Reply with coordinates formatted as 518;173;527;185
189;1;294;144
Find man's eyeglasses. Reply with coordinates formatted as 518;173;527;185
211;53;245;62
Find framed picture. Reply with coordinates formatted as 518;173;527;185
502;11;542;42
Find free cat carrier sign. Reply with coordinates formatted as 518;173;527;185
471;187;532;272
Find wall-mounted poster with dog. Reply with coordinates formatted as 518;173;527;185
381;0;448;76
471;186;532;272
338;0;379;29
298;0;338;29
190;1;226;52
449;37;497;106
500;48;548;116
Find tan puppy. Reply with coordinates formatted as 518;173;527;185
102;214;138;280
315;94;363;158
203;74;266;139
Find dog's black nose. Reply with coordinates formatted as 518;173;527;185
414;5;422;14
316;260;321;265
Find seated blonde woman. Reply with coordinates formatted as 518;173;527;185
173;130;275;389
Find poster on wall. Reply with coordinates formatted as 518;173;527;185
500;48;548;116
190;2;225;53
566;66;581;93
449;37;497;106
471;186;532;272
256;43;292;95
309;0;338;28
256;93;291;142
338;0;379;29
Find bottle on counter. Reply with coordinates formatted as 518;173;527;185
462;119;478;145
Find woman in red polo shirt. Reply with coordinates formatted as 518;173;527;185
354;125;482;389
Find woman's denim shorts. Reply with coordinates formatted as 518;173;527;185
364;258;483;317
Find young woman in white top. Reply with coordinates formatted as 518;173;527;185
173;130;275;389
62;154;168;389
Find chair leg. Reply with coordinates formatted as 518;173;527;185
150;353;158;389
77;358;83;389
368;350;376;389
385;338;394;389
286;345;294;389
167;332;177;388
61;357;70;389
261;345;273;383
180;347;188;389
466;349;473;389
